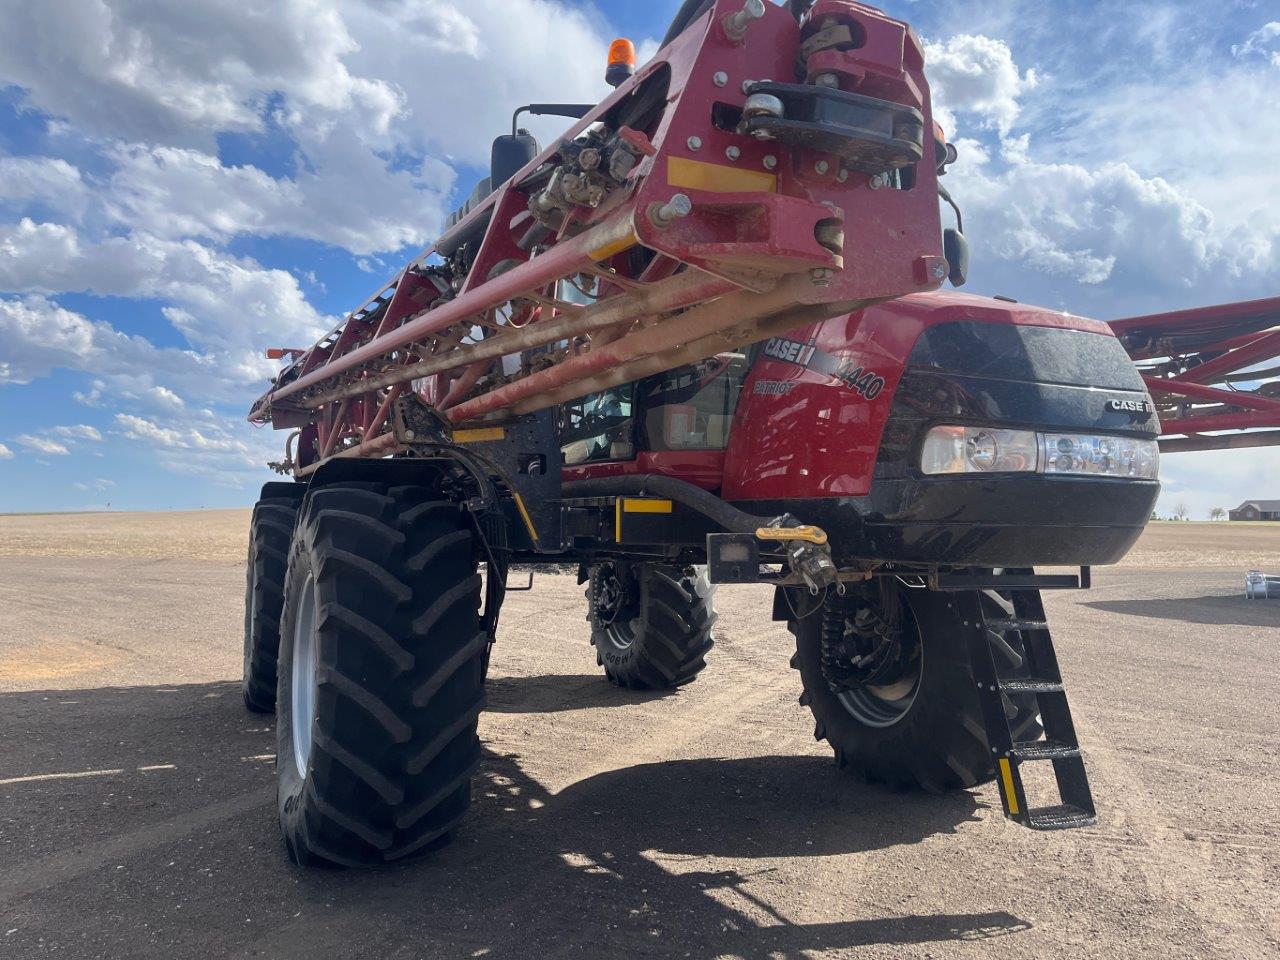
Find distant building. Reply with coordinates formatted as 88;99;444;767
1229;500;1280;521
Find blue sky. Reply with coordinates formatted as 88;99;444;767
0;0;1277;517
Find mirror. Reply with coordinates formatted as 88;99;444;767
943;227;969;287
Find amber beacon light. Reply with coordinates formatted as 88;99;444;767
606;38;636;87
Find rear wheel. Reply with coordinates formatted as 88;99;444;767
243;495;302;712
790;583;1041;791
276;482;486;867
586;561;715;689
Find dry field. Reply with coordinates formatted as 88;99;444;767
3;511;1277;568
0;511;1276;959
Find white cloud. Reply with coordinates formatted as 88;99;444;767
0;223;327;387
15;434;70;456
101;143;455;255
0;294;210;390
50;424;103;441
1232;22;1280;66
0;442;13;460
0;0;402;146
0;156;90;218
924;34;1036;137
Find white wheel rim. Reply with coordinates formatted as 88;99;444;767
290;571;319;779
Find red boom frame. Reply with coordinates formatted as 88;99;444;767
1110;296;1280;452
248;0;945;477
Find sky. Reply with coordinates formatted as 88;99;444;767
0;0;1277;518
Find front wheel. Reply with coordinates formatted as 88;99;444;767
790;582;1041;791
276;482;487;867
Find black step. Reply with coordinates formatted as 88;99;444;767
1010;739;1081;761
1025;803;1096;831
999;677;1064;694
986;618;1048;632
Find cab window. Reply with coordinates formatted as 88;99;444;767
560;384;634;464
639;353;749;451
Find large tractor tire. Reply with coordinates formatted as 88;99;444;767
243;494;302;712
276;482;487;867
789;584;1041;791
586;561;715;689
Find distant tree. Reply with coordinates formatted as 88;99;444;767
1174;501;1190;521
1209;507;1226;521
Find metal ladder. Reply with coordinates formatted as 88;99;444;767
966;587;1096;830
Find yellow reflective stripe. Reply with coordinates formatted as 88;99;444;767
453;426;506;443
622;498;673;513
614;499;623;542
511;490;539;547
588;228;639;262
998;757;1020;816
668;156;778;194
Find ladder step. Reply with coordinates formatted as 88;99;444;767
986;618;1048;632
1025;803;1096;831
999;677;1064;694
1010;739;1081;761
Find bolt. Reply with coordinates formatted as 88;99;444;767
403;429;416;440
814;160;830;175
725;145;741;160
762;154;777;170
868;172;886;189
836;168;849;183
813;72;840;88
713;71;728;87
932;262;947;281
724;0;766;41
741;79;754;94
651;193;693;226
810;267;834;287
687;136;702;151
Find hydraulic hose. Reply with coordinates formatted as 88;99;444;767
560;474;774;534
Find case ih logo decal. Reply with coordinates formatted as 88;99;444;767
760;337;885;400
1106;398;1153;415
762;337;818;366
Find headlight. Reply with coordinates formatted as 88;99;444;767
921;425;1159;479
920;426;1038;475
1041;432;1159;479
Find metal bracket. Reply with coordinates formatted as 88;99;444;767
391;394;453;446
930;567;1092;592
742;80;923;174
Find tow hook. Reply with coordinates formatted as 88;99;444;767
756;523;838;595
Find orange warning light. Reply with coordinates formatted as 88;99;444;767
606;38;636;87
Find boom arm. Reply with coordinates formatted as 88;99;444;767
248;0;946;477
1110;296;1280;452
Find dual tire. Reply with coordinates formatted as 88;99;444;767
245;482;487;867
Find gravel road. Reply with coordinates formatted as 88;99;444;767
0;516;1276;959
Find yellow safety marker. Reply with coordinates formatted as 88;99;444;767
453;426;506;443
998;757;1020;815
668;156;777;194
511;490;540;548
622;498;673;513
614;497;673;541
755;524;829;545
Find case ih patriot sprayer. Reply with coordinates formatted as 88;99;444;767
242;0;1280;867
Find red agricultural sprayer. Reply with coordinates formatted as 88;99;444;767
237;0;1278;868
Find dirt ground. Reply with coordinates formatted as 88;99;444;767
0;514;1276;959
